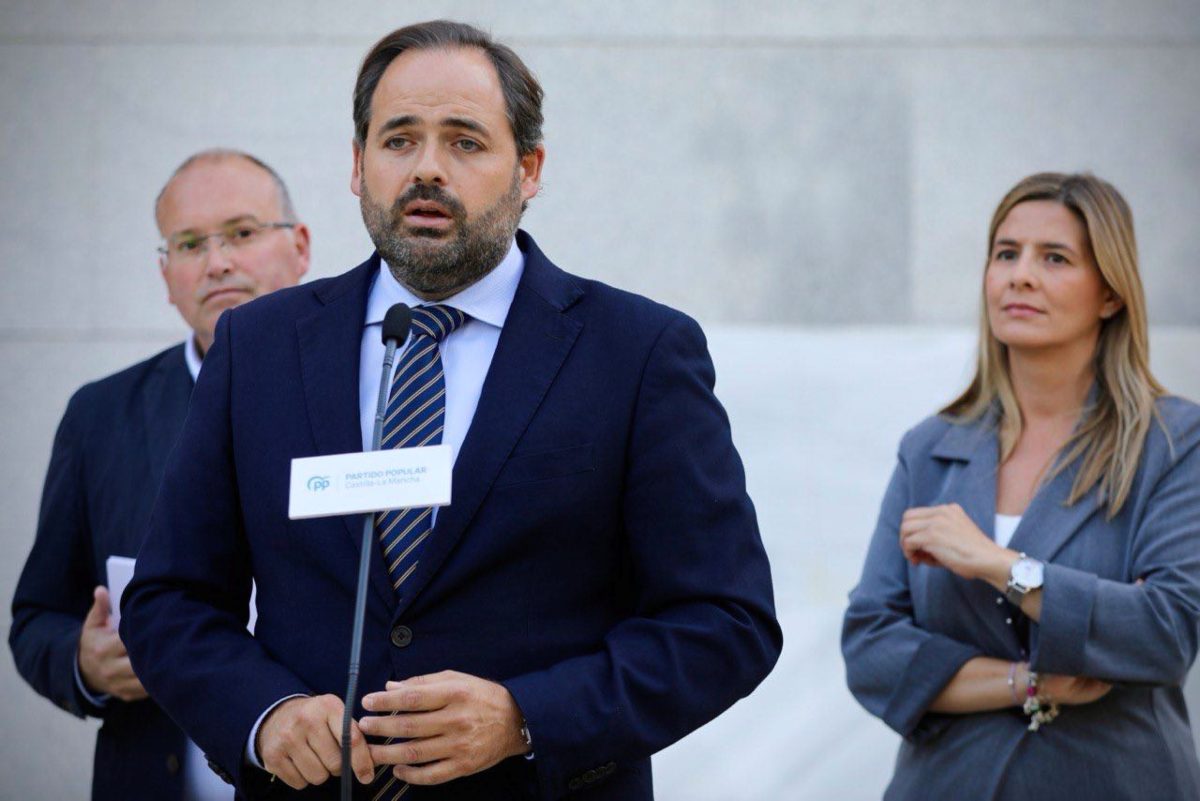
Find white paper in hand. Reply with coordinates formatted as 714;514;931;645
105;555;137;630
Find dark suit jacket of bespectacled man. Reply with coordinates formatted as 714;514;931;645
9;148;312;801
121;20;782;801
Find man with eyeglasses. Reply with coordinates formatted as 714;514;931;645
9;148;310;801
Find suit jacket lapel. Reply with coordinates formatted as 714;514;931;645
929;411;1030;650
295;255;397;608
397;233;584;612
142;344;194;487
1007;385;1106;561
1006;457;1101;561
931;410;1000;540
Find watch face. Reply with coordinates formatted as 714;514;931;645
1013;558;1044;588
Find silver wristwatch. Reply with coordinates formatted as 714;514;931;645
1005;553;1045;605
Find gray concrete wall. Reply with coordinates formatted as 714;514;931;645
1;2;1197;799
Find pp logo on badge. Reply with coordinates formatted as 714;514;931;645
306;475;331;492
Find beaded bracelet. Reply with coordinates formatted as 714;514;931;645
1022;670;1060;731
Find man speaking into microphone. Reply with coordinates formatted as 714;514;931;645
122;20;781;800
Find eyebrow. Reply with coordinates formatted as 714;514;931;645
993;238;1079;255
376;114;491;138
168;215;260;239
442;116;489;136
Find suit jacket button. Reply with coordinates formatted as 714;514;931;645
166;753;180;774
390;625;413;648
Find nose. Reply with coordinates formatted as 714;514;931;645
201;237;235;276
1009;250;1036;288
411;142;447;186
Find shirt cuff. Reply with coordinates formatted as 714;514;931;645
74;650;111;708
244;694;308;769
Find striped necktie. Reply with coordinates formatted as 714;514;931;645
370;738;411;801
375;304;467;595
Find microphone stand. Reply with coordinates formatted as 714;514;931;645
342;334;401;801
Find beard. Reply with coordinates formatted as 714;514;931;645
359;171;523;299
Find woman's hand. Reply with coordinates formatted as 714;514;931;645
1038;673;1113;706
900;503;1016;586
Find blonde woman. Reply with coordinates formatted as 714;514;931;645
842;173;1200;799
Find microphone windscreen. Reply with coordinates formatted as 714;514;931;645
382;303;412;345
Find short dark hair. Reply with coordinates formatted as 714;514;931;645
353;20;544;157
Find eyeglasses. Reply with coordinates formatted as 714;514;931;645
158;221;295;260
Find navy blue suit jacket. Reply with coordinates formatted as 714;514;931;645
122;232;782;800
10;344;194;801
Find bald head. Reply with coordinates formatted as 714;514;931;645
155;149;297;233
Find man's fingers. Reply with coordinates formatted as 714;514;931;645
112;675;149;702
101;655;138;690
392;757;461;786
258;695;349;789
347;721;376;784
308;722;344;777
95;630;129;660
370;735;452;768
362;685;450;714
321;708;376;783
83;586;112;629
359;710;445;740
272;756;309;791
289;744;331;787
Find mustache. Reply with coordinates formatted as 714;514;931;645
392;184;467;221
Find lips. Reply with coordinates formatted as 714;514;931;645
1002;303;1044;316
405;200;456;227
403;200;452;220
203;287;251;304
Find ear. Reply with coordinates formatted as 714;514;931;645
158;256;177;305
1100;289;1125;320
290;223;312;279
351;138;364;198
517;144;546;204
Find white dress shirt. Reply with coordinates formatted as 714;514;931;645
244;238;523;771
359;239;523;473
994;514;1021;549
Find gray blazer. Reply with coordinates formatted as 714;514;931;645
843;396;1200;801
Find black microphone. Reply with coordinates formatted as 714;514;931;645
382;303;414;350
342;302;410;800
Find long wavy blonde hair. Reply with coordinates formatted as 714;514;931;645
942;172;1165;517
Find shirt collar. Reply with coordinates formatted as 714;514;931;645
184;335;203;382
365;238;524;331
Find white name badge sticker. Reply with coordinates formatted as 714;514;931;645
288;445;452;520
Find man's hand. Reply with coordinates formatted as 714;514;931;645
256;695;375;790
360;671;529;785
78;586;148;702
